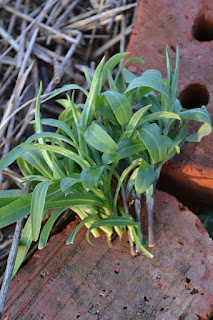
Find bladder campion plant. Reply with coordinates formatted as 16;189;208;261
0;47;211;276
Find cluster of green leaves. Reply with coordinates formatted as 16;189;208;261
0;48;211;276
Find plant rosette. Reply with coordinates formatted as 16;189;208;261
0;47;211;276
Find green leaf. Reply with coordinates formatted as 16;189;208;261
0;189;23;208
44;193;104;210
84;122;118;153
38;208;65;249
173;121;188;147
81;166;104;190
126;167;139;198
140;92;160;113
125;69;169;96
86;216;139;245
12;216;32;277
102;139;146;165
0;144;31;172
0;182;66;228
52;156;66;179
31;180;52;241
96;105;118;124
60;174;81;195
166;45;172;89
21;149;53;178
80;57;105;129
26;132;76;148
66;215;97;244
42;84;88;103
135;160;156;194
138;111;181;126
21;175;50;183
122;68;137;83
113;159;142;211
138;123;167;163
180;106;212;142
170;46;179;110
101;52;129;86
123;104;151;139
56;98;71;109
131;227;153;258
28;144;89;169
103;91;132;127
17;157;33;177
71;207;100;238
34;83;53;170
116;73;127;93
0;194;32;228
83;67;92;88
34;82;43;135
33;118;78;144
115;57;145;84
58;107;74;125
108;70;118;92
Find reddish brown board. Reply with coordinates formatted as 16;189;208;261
124;0;213;206
2;191;213;320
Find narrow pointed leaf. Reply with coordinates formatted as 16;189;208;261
44;193;104;210
21;149;53;178
101;52;129;86
60;174;81;195
113;159;141;211
123;104;151;139
125;69;169;96
0;189;23;207
103;91;132;127
0;194;32;228
115;57;145;84
86;216;139;245
0;144;31;172
135;160;156;194
29;144;89;169
126;167;139;198
131;227;153;258
42;84;88;103
35;83;53;170
180;106;212;142
32;118;78;144
108;70;118;92
26;132;76;147
31;180;52;241
139;111;181;126
80;57;105;129
38;208;65;249
12;216;32;277
81;166;104;190
102;139;146;164
83;67;92;88
56;98;70;109
84;122;118;153
138;123;167;163
66;215;97;244
170;46;179;110
166;45;172;88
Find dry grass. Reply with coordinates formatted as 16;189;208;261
0;0;139;283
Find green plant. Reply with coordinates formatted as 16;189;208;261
0;48;211;276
